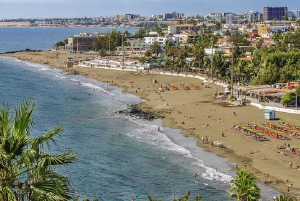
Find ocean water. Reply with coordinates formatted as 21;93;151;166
0;27;278;201
0;27;137;53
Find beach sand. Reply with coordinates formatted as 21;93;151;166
3;51;300;198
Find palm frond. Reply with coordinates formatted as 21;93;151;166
0;103;11;138
13;99;35;137
31;125;63;151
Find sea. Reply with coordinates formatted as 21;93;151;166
0;27;278;201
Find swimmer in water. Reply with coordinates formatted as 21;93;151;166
194;170;198;178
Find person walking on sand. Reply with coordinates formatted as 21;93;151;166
233;111;236;116
289;161;293;169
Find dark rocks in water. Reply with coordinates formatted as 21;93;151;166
117;104;171;120
0;49;43;54
67;70;80;75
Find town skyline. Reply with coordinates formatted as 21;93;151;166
1;0;300;19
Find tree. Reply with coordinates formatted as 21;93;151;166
280;92;296;106
0;99;77;201
213;51;228;79
256;38;264;49
93;30;123;52
134;28;148;39
55;40;66;47
274;195;298;201
229;29;251;47
192;42;205;71
164;39;175;58
199;23;207;34
145;50;152;57
272;33;283;44
295;86;300;96
150;41;161;57
188;19;197;26
229;169;261;201
123;30;131;38
154;26;164;36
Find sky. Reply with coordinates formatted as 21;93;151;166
1;0;300;19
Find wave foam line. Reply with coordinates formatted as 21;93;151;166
124;115;233;184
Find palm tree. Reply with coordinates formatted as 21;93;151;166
163;58;172;70
192;42;205;72
176;45;190;72
229;169;261;201
150;41;161;57
163;39;174;59
213;51;227;79
0;99;77;201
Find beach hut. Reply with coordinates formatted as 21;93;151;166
264;109;276;120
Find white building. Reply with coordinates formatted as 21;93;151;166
144;36;179;46
269;26;288;33
291;10;300;19
144;36;157;45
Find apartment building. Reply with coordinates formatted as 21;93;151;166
115;14;139;21
290;10;300;19
68;33;97;52
257;26;288;37
257;27;270;36
168;24;199;34
163;12;184;20
263;7;288;21
144;36;179;46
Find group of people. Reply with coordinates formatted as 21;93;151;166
277;144;300;156
232;125;268;141
250;150;259;154
201;136;209;143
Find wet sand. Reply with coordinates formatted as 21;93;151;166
3;51;300;198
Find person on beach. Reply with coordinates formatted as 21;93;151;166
289;161;293;169
233;111;236;116
222;131;225;137
194;170;198;178
157;126;160;132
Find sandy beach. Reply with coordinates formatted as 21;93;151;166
3;51;300;198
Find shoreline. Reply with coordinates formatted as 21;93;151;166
3;51;300;199
0;25;140;29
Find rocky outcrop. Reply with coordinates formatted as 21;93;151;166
117;104;172;120
0;49;43;54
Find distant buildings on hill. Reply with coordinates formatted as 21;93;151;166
2;6;300;28
115;14;139;21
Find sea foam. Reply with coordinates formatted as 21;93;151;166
124;116;234;184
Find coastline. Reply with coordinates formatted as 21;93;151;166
3;51;300;199
0;24;140;29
